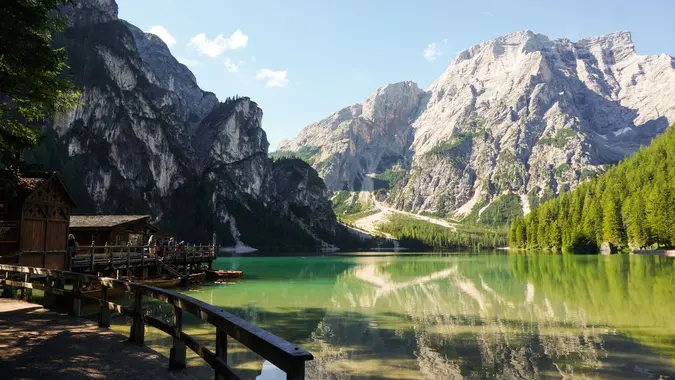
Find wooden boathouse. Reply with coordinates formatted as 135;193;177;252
0;170;75;269
69;215;159;247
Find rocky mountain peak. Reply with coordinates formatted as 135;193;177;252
361;81;424;126
34;0;349;251
281;29;675;219
62;0;118;26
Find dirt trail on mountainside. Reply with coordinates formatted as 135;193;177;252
352;192;456;236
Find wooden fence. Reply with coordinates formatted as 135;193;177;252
70;244;216;272
0;264;313;379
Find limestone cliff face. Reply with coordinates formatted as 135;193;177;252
279;30;675;217
278;81;424;191
26;0;347;250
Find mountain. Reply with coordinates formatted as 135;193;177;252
23;0;354;251
278;30;675;220
509;124;675;252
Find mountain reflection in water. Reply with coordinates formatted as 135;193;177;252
124;254;675;379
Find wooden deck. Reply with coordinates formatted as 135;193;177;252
0;264;313;379
0;299;196;380
70;244;216;272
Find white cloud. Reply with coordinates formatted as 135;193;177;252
147;25;176;46
424;42;441;62
424;39;450;62
256;69;289;88
224;58;239;73
484;11;494;17
189;30;248;58
176;56;200;67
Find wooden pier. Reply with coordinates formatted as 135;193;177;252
0;264;313;379
69;244;217;273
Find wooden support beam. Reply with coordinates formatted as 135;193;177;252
90;242;95;273
285;362;306;380
98;286;111;328
169;305;186;370
43;275;54;308
23;273;32;300
130;291;144;344
70;279;81;317
215;328;228;380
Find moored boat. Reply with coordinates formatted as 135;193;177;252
138;277;182;289
190;272;206;283
206;269;243;281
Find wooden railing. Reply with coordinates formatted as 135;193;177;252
70;244;216;272
0;264;313;379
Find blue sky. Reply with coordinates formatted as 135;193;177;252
116;0;675;150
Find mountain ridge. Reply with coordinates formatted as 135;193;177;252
24;0;356;251
278;29;675;221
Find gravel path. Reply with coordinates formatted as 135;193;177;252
0;299;197;380
352;192;457;235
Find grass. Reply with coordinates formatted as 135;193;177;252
538;129;577;149
269;146;320;164
373;169;408;189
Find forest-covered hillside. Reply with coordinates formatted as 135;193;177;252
509;125;675;252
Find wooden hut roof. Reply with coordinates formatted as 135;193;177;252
0;170;76;206
69;215;158;230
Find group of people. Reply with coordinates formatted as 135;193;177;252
146;235;186;257
65;234;189;259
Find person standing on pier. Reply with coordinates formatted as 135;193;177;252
67;234;78;270
147;235;155;257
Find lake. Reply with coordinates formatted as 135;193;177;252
114;253;675;379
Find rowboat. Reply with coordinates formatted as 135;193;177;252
206;269;243;281
190;272;206;283
138;277;182;289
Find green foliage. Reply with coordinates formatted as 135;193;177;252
479;194;524;227
427;138;464;156
337;209;380;225
373;169;407;189
0;0;79;169
332;191;365;215
580;168;597;181
425;128;482;157
378;215;507;251
269;146;320;164
537;129;576;149
555;163;571;177
510;125;675;252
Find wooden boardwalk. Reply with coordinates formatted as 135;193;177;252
0;264;312;379
0;299;196;380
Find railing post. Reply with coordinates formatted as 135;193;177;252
70;279;81;317
215;328;227;380
98;285;111;328
126;245;131;279
212;232;217;258
141;245;145;267
169;305;186;370
43;275;54;307
129;291;144;344
286;361;306;380
23;273;32;300
90;241;95;272
2;271;13;299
